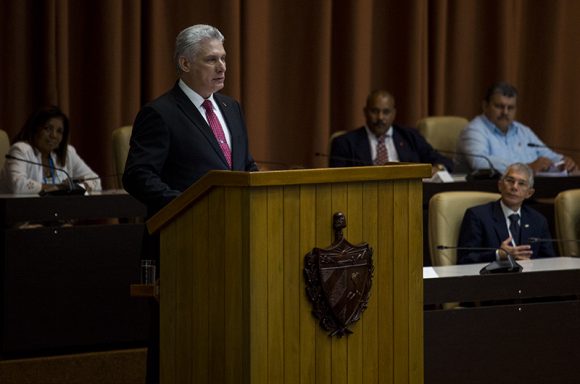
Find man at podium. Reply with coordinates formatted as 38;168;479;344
123;24;258;216
123;24;258;384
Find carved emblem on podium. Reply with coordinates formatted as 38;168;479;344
304;212;374;337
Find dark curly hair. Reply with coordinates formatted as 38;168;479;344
14;105;70;166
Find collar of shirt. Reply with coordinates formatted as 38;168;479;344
500;199;521;218
500;199;522;241
364;125;400;161
365;125;393;142
178;79;216;111
480;114;517;137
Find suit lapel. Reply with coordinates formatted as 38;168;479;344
491;201;510;243
354;128;373;165
172;85;230;168
392;128;406;160
519;206;533;244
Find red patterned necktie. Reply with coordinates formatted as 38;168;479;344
202;99;232;168
374;133;389;165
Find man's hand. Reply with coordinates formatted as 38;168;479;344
500;236;532;260
562;156;577;173
527;157;554;173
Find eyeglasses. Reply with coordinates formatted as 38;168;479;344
502;176;529;188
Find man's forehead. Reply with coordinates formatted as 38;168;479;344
490;93;517;104
505;170;528;181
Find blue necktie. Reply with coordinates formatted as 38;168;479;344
509;213;521;245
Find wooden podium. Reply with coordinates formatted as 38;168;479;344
147;164;430;384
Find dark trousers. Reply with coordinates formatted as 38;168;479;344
143;230;160;384
146;300;160;384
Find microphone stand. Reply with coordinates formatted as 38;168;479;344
5;154;86;196
435;149;500;181
437;245;523;274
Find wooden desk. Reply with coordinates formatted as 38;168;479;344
0;191;150;359
423;175;580;203
424;258;580;384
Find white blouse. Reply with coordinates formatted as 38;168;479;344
0;141;101;194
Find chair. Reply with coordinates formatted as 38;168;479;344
554;189;580;256
416;116;468;154
0;129;10;169
326;130;347;166
112;125;132;189
428;191;501;266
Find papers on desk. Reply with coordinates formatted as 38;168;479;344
536;170;568;177
423;169;454;183
423;267;439;278
536;161;568;177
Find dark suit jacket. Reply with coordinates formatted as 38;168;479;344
457;200;555;264
123;82;258;215
328;125;454;171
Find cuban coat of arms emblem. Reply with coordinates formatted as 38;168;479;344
304;212;374;337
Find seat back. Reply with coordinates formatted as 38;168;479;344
0;129;10;169
327;130;347;166
416;116;468;154
554;189;580;256
112;125;132;189
429;191;501;265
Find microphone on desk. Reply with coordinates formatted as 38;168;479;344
5;154;86;196
436;245;523;274
255;159;304;170
527;142;580;154
435;150;500;181
528;237;580;243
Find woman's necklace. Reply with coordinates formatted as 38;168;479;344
43;156;56;184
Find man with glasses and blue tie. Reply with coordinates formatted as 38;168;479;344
457;162;556;264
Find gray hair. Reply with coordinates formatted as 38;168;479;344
502;162;535;188
174;24;225;74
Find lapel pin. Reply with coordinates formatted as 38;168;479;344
524;224;529;228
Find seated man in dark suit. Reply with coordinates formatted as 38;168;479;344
457;162;556;264
329;89;453;175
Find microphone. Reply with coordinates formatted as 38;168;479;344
254;159;304;170
436;245;499;251
528;237;580;243
527;142;580;154
5;154;86;196
436;149;500;181
436;244;523;274
315;152;370;166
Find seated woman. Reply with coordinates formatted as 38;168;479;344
0;105;101;194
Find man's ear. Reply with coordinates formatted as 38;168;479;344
178;56;190;73
526;187;535;199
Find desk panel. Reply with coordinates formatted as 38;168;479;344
0;193;150;359
425;301;580;384
424;258;580;384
